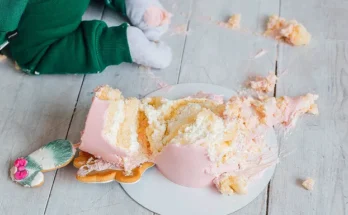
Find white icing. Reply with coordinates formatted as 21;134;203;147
30;171;44;187
29;148;56;170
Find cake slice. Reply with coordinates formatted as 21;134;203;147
79;86;148;174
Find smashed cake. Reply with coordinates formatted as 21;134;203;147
264;15;311;46
75;85;318;195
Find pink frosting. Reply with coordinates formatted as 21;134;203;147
155;144;238;188
144;7;172;27
79;98;128;164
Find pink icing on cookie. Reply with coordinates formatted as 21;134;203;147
14;170;28;180
13;158;28;180
144;7;172;27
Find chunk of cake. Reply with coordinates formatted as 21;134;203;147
214;173;248;195
79;86;148;174
76;85;319;194
302;178;315;191
227;14;241;29
264;15;311;46
247;73;277;93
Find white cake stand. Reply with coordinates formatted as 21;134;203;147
121;83;277;215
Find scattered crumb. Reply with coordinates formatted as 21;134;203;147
14;61;20;71
264;15;311;46
302;178;315;191
227;14;241;29
214;174;248;195
170;24;190;35
253;49;268;59
217;14;241;30
247;72;277;93
0;54;7;61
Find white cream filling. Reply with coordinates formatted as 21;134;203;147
102;100;125;149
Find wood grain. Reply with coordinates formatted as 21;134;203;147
2;0;346;214
0;39;83;215
268;0;348;213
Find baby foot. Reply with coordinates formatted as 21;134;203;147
125;0;172;41
127;26;172;69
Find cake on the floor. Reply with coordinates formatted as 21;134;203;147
75;85;318;195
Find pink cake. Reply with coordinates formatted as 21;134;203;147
77;85;318;195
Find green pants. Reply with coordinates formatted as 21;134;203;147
8;0;132;75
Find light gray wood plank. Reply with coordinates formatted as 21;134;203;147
268;27;348;215
279;0;348;41
0;2;103;215
0;52;83;214
178;1;279;214
269;0;348;214
45;0;191;214
178;0;279;90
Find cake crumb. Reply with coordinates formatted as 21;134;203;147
0;54;7;61
247;73;277;93
214;174;248;195
264;15;311;46
218;14;241;30
253;49;268;59
227;14;241;29
302;178;315;190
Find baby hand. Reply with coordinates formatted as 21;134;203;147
127;26;172;69
125;0;172;41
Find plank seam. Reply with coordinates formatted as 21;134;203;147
266;1;281;214
43;75;86;215
176;0;193;84
43;5;107;214
42;5;106;213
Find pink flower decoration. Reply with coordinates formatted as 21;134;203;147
14;158;27;167
13;158;28;180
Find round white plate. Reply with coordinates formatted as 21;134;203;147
121;83;276;215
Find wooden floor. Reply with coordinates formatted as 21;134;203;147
1;0;347;214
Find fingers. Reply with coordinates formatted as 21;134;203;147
127;27;172;69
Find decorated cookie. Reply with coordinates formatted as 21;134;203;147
73;151;154;184
10;139;76;187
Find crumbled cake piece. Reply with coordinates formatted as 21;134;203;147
264;15;311;46
217;14;241;30
0;54;7;61
227;14;241;29
302;178;315;190
214;173;248;195
247;73;277;93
